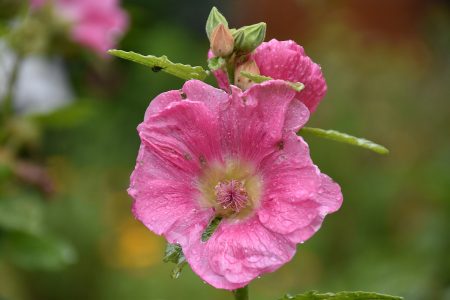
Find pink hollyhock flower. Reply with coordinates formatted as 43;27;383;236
30;0;128;55
209;39;326;112
128;79;342;290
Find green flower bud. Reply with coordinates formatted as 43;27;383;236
205;7;228;39
232;22;266;53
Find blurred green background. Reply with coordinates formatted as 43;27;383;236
1;0;449;299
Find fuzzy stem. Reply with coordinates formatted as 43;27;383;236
233;286;248;300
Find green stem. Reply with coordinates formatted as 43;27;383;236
226;54;236;85
2;54;22;122
233;285;248;300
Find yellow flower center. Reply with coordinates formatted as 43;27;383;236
197;160;262;219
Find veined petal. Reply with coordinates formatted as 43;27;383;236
182;79;229;115
139;100;223;172
129;145;210;236
218;81;300;163
183;216;296;289
130;98;223;237
145;80;229;120
257;133;343;243
144;90;183;120
252;39;327;112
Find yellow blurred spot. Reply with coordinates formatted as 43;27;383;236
103;217;164;269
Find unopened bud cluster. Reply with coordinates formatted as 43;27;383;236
206;7;267;90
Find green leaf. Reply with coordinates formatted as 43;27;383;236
279;291;403;300
206;7;229;39
240;71;305;92
0;197;43;235
163;243;187;279
300;127;389;155
0;231;77;271
208;56;226;71
232;22;266;53
108;49;208;81
201;216;222;242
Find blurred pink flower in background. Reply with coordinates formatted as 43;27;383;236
128;79;342;289
31;0;128;55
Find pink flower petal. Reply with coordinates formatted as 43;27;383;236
129;144;213;236
143;90;183;120
316;173;344;214
257;133;343;243
130;99;224;237
144;80;229;121
139;100;223;173
284;99;310;132
182;79;229;114
183;216;296;289
258;198;321;236
252;39;327;112
219;81;299;164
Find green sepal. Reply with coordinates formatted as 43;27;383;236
232;22;266;53
108;49;208;81
299;127;389;155
206;7;228;39
163;243;187;279
208;56;226;72
279;291;403;300
240;71;305;92
201;216;222;242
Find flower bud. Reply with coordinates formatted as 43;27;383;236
232;22;266;53
205;7;228;39
234;59;260;90
210;24;234;57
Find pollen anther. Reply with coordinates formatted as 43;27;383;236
214;180;249;213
